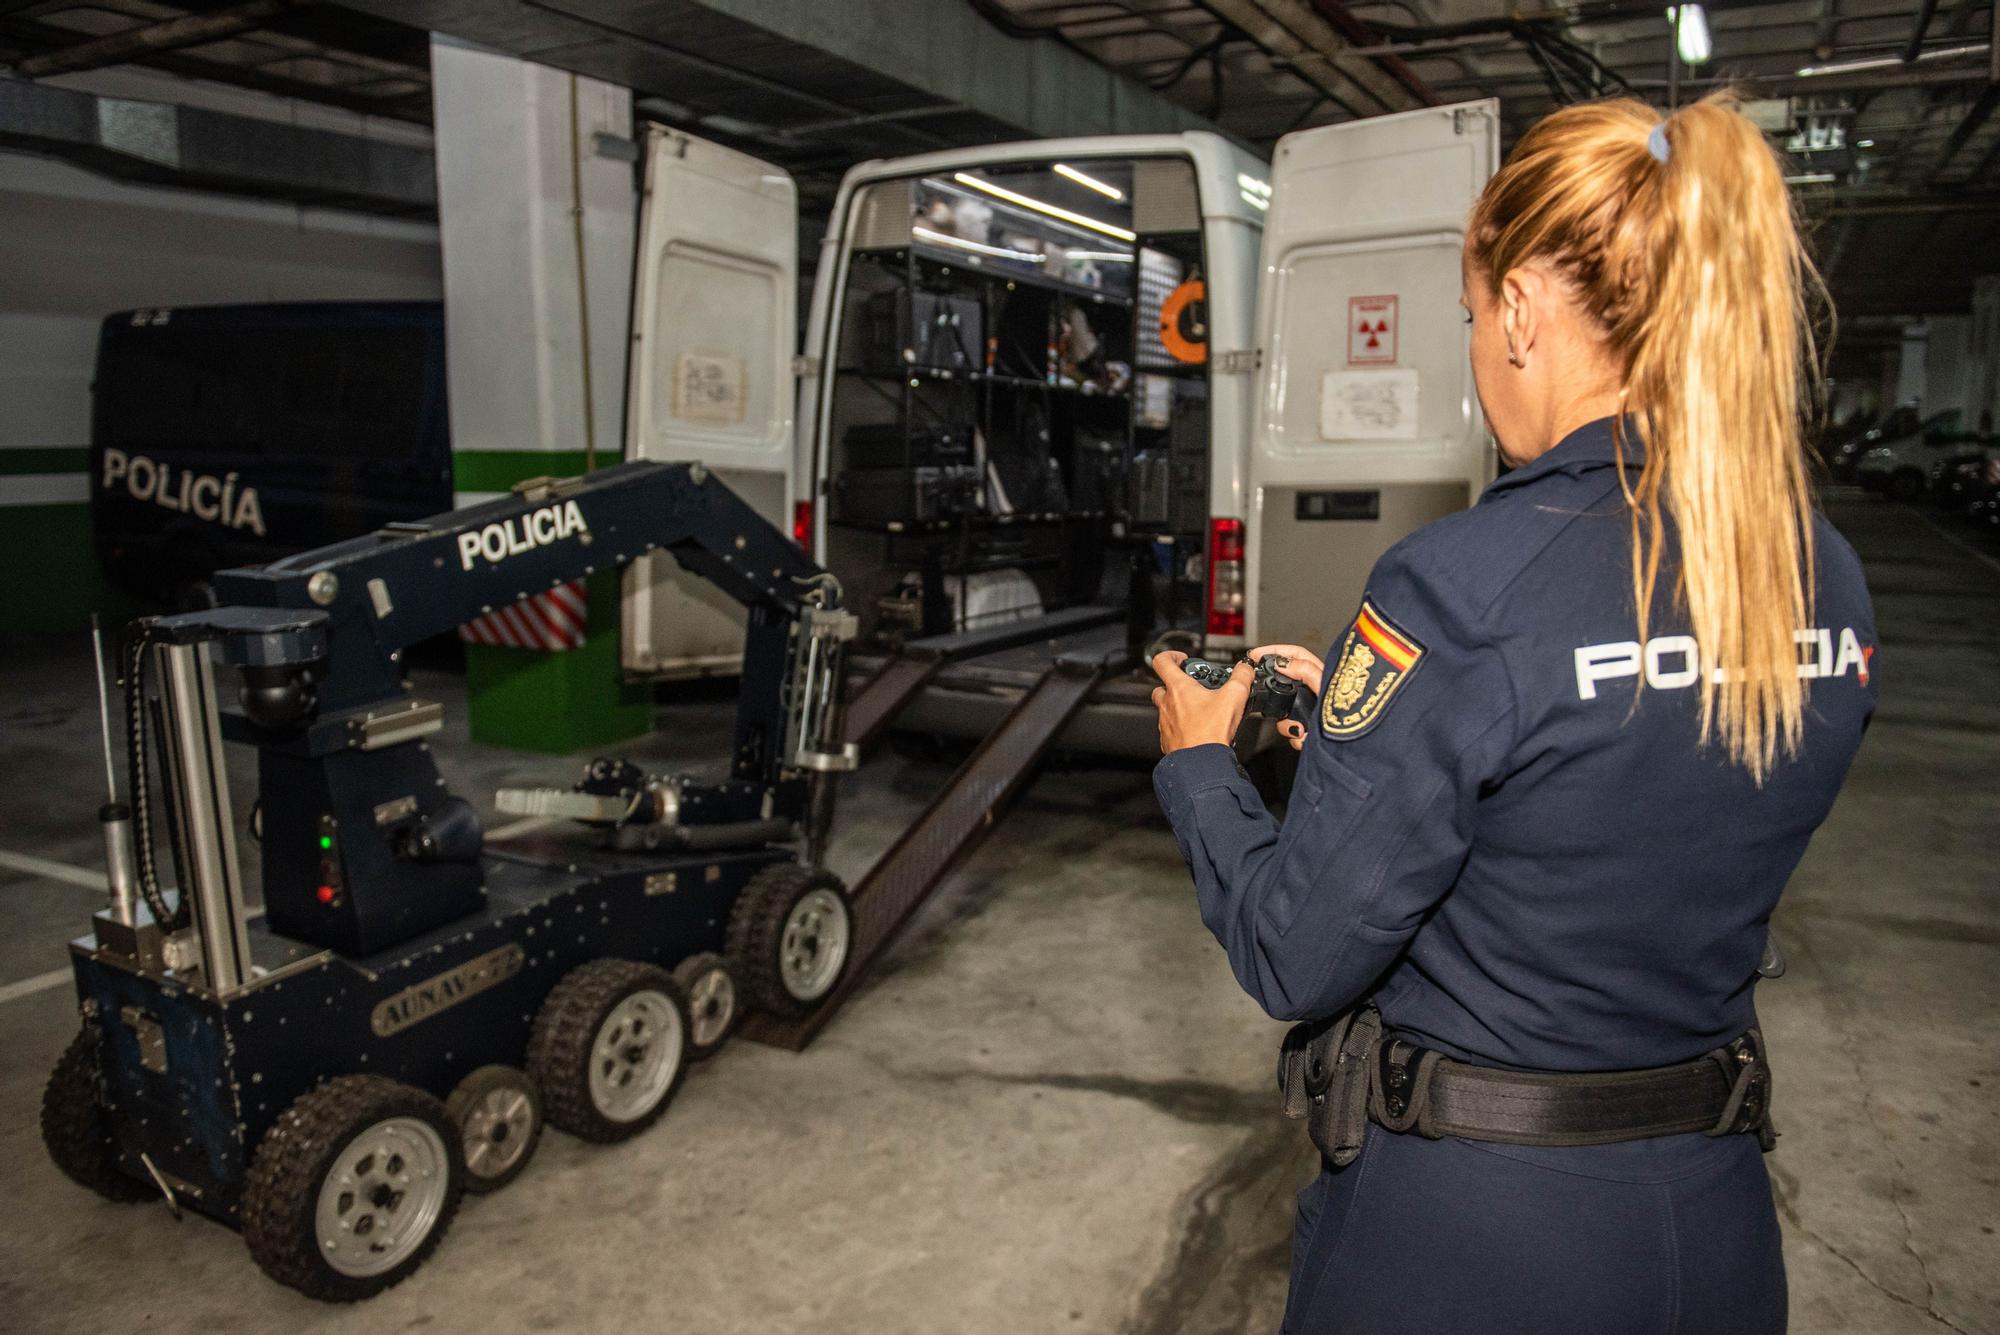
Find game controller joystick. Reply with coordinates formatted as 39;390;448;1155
1175;655;1304;720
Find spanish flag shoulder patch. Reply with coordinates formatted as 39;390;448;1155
1320;598;1427;740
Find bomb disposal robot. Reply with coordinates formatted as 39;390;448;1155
41;462;858;1300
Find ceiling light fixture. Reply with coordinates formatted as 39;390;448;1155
951;172;1137;242
1665;5;1712;65
1797;42;1988;76
1053;163;1124;201
1783;172;1837;185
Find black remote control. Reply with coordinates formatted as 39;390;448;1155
1179;657;1235;689
1177;654;1304;720
1248;655;1300;720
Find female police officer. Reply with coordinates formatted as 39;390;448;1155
1149;94;1876;1334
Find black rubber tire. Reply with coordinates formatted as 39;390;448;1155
240;1075;464;1303
672;952;740;1060
444;1065;542;1194
726;863;853;1018
41;1026;152;1203
526;960;690;1144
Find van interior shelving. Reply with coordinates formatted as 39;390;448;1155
821;159;1213;659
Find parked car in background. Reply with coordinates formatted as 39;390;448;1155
1854;409;1968;499
1968;458;2000;533
90;302;454;607
1932;440;2000;508
1830;404;1923;481
1816;407;1880;474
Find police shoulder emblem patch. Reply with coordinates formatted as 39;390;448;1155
1320;598;1426;740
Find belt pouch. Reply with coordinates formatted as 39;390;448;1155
1278;1006;1381;1166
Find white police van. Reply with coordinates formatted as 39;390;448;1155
622;104;1498;756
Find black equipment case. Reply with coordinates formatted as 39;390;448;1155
832;465;984;526
860;290;985;373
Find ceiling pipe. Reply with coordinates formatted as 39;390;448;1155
1927;82;2000;180
1304;0;1443;105
1195;0;1394;115
1821;193;2000;215
12;0;304;80
1900;0;1940;62
1240;0;1410;110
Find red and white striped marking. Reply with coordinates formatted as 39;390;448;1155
458;580;588;651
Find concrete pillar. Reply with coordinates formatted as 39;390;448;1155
1895;323;1928;410
1925;316;1970;424
1970;275;2000;434
431;36;649;752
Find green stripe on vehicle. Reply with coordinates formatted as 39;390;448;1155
452;450;600;494
0;447;90;475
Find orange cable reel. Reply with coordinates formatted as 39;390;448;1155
1158;275;1208;366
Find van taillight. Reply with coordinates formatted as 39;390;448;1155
792;500;814;549
1206;516;1245;638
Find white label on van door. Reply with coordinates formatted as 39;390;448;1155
1320;368;1419;442
672;352;747;425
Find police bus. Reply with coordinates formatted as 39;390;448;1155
90;302;453;608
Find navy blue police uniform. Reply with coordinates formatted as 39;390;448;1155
1154;416;1877;1335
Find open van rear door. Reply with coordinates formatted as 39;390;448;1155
1245;101;1498;656
622;126;797;676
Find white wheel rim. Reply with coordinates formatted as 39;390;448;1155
588;990;683;1123
686;966;736;1048
780;889;850;1002
314;1116;450;1278
459;1084;535;1181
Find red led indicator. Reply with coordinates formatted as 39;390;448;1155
316;885;336;904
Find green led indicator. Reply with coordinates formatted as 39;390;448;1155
318;835;333;850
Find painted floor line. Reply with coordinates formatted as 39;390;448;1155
1901;502;2000;582
0;967;74;1005
0;848;106;891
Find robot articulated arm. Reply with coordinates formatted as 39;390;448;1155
130;462;855;956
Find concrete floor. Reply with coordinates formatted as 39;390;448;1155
0;491;1994;1334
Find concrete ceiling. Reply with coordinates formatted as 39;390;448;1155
1;0;1994;317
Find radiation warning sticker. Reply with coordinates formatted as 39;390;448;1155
1348;295;1398;365
1320;598;1427;739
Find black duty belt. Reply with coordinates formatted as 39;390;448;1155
1279;1006;1775;1167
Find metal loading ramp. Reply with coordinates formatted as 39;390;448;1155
741;651;1110;1051
839;604;1121;749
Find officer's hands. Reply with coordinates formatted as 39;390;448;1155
1250;644;1324;752
1150;651;1252;754
1250;644;1326;694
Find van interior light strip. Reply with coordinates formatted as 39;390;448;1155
912;225;1048;263
1062;249;1135;263
1053;163;1124;201
951;172;1137;242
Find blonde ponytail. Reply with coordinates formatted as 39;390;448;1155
1468;93;1825;782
